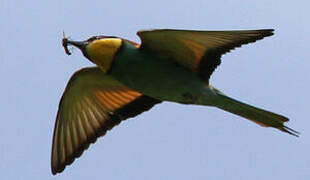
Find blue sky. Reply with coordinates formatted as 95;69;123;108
1;1;309;179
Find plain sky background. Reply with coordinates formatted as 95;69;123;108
1;1;309;179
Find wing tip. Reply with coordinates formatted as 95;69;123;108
256;29;274;38
51;141;92;175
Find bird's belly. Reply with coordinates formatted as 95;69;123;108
110;52;216;105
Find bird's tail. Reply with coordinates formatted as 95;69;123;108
211;88;299;136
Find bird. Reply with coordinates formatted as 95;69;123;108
52;29;298;174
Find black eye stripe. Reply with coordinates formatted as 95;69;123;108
86;36;118;42
86;36;100;42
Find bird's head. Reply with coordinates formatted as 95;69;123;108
63;36;122;73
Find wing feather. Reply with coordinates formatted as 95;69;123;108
138;29;274;82
51;67;161;174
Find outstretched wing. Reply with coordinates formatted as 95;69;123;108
51;67;161;174
137;29;274;82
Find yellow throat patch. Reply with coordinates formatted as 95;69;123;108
86;38;122;73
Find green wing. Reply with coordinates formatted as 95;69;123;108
137;29;274;82
51;67;161;174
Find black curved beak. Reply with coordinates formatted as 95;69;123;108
67;40;87;50
62;38;88;56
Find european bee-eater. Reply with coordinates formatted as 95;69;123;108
52;29;298;174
